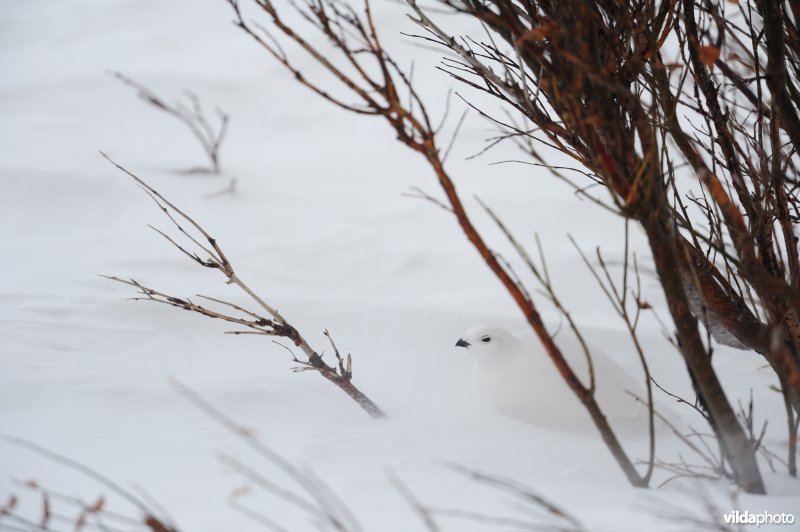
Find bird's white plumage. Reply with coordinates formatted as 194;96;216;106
458;326;661;434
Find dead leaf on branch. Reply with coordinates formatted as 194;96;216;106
698;45;721;67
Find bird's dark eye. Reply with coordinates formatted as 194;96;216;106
481;336;491;343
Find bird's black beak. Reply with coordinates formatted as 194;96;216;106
455;338;471;348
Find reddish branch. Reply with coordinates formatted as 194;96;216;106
223;0;647;487
222;0;800;491
406;0;800;490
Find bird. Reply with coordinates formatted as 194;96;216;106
455;326;661;435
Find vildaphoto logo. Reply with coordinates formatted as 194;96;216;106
723;510;796;527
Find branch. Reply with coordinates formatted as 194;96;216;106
110;71;229;174
101;153;385;419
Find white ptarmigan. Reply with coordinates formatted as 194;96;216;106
455;326;661;434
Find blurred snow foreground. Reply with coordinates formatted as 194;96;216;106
1;1;799;531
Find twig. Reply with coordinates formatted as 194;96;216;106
110;71;229;174
101;154;385;419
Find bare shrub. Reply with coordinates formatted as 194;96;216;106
111;71;229;175
216;0;800;494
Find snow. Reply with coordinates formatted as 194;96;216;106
1;1;798;530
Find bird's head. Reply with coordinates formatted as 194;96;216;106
455;326;519;356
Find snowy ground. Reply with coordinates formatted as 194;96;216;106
1;1;798;531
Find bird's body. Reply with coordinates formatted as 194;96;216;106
457;326;659;435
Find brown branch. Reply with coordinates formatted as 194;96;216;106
222;0;647;488
101;154;385;419
110;71;229;174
